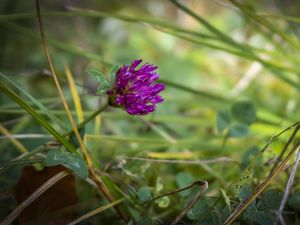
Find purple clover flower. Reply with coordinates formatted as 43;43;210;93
107;59;165;115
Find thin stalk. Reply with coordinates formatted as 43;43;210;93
0;123;28;153
63;102;109;136
160;78;229;103
276;147;300;225
223;138;300;225
68;198;125;225
269;124;300;175
229;0;300;51
0;159;44;168
169;0;251;52
35;0;128;221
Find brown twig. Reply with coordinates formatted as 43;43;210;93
199;121;300;225
170;181;208;225
146;180;208;225
150;180;207;204
275;146;300;225
223;136;300;225
68;198;125;225
269;123;300;175
221;123;300;225
34;0;128;222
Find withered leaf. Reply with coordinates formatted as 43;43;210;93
14;165;77;225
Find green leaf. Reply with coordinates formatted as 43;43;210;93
109;64;119;86
221;206;231;223
155;177;164;192
237;185;253;202
288;191;300;211
241;145;260;170
65;152;88;179
228;122;249;137
216;109;231;133
0;84;78;155
136;217;152;225
176;172;194;197
137;186;152;204
192;200;209;218
231;101;256;125
45;148;88;179
244;209;273;225
45;149;66;166
88;70;111;94
243;190;274;225
234;169;253;201
220;188;231;210
257;189;283;212
156;196;170;208
187;199;209;220
69;126;85;149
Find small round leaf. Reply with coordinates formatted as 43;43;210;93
137;186;152;204
231;101;256;125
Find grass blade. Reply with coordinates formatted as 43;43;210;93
0;84;78;155
68;198;125;225
65;66;84;123
0;72;66;131
229;0;300;50
0;123;28;153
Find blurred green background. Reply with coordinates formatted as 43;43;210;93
1;0;300;224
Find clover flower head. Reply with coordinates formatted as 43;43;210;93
107;59;165;115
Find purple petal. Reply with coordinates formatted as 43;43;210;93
149;95;164;104
150;83;165;95
107;59;164;115
129;59;142;72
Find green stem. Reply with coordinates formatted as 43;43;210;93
160;78;228;103
63;102;109;136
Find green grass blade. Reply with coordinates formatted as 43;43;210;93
1;12;299;89
0;158;44;168
0;21;108;64
0;84;78;155
258;13;300;24
0;10;215;40
0;115;31;152
230;0;300;50
159;29;300;89
169;0;250;52
0;72;66;131
160;79;228;103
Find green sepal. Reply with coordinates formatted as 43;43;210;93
88;70;111;95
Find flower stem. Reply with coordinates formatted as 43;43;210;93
64;102;109;136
